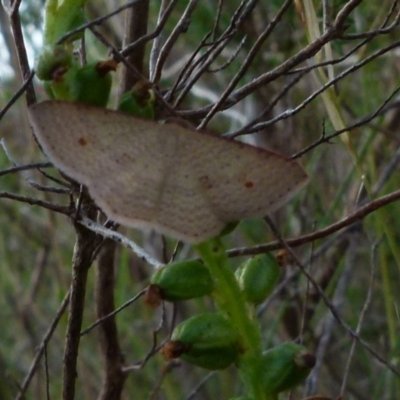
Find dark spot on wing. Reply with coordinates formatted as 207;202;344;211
199;175;213;189
244;181;254;189
78;137;87;146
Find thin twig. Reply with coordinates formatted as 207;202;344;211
185;372;217;400
206;35;247;73
123;304;168;372
339;2;400;39
152;0;200;84
78;217;164;268
372;147;400;195
173;0;256;108
122;0;180;59
15;290;71;400
0;70;35;120
339;241;378;396
264;215;400;377
7;1;36;106
95;239;127;400
165;31;212;102
118;0;150;96
227;188;400;258
298;222;317;345
226;69;309;138
198;0;293;129
0;162;52;177
0;191;70;214
149;0;173;81
172;34;233;108
211;0;223;41
293;81;400;158
227;38;400;140
179;0;363;119
0;139;70;194
81;289;147;336
304;233;359;395
56;0;143;45
62;219;101;400
44;345;50;400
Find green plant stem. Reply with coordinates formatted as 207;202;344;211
195;238;275;400
43;0;88;45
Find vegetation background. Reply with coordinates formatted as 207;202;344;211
0;0;400;399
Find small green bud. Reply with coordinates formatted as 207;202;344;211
148;260;213;303
50;62;80;101
118;81;155;119
69;60;115;107
62;7;86;43
35;45;73;81
43;3;87;46
235;253;281;305
43;81;55;99
164;313;240;370
258;342;315;395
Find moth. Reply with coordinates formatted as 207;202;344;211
28;101;307;243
